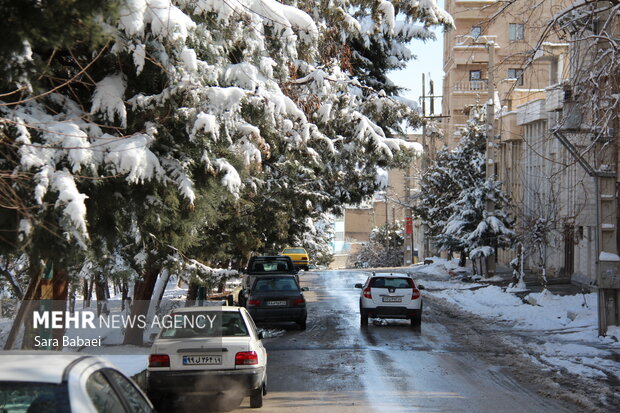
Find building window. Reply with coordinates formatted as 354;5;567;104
507;68;524;86
469;70;483;90
469;70;481;81
470;26;481;39
509;23;524;40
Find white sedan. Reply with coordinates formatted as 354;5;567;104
356;272;425;327
0;352;154;412
147;306;267;410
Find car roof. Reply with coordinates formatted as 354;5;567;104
0;352;104;384
250;255;292;260
171;306;241;313
370;272;412;278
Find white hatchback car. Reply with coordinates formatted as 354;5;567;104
0;352;154;412
355;273;424;327
147;306;267;410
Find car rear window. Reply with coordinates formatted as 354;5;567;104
283;248;305;254
253;277;299;292
159;311;249;339
370;277;414;289
251;260;292;272
0;381;71;413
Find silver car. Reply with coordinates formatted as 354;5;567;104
0;351;153;412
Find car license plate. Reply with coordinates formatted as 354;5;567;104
382;296;402;303
267;300;287;306
182;355;222;365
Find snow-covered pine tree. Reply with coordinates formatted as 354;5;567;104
414;106;486;261
433;108;514;275
348;221;405;268
0;1;454;345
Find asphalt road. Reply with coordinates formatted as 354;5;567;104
230;270;575;412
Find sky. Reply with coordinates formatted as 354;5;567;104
389;0;446;119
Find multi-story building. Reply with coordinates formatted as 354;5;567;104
442;1;565;145
441;0;572;274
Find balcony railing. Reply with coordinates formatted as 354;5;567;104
454;79;489;92
454;34;498;47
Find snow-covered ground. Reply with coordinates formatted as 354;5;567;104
409;258;620;383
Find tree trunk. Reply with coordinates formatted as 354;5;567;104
123;255;160;346
95;273;108;317
458;250;467;267
155;269;171;312
121;280;128;311
0;266;24;300
185;282;198;307
51;267;69;350
3;263;42;350
21;262;69;350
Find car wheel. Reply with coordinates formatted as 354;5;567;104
250;385;264;408
360;310;368;326
149;393;174;412
411;304;423;327
298;318;307;330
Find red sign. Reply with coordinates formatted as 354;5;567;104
405;217;413;234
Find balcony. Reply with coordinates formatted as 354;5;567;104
454;35;498;48
453;79;489;92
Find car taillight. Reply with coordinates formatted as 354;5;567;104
148;354;170;367
235;351;258;365
363;287;372;299
412;288;421;300
247;299;260;307
292;298;305;306
302;256;308;260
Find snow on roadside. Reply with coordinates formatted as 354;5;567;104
410;258;620;382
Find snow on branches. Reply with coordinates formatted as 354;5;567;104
415;108;514;262
1;0;451;267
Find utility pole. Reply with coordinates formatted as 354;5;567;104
421;74;430;260
404;133;414;266
485;41;497;278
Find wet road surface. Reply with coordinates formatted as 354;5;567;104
231;270;574;412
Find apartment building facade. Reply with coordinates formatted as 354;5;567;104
440;0;587;278
440;0;620;298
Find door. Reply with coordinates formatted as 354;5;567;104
563;224;575;277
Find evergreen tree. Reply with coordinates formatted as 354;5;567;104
414;107;514;268
349;221;404;268
0;1;454;338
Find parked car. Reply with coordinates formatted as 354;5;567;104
280;247;310;271
0;352;154;413
239;256;298;307
245;274;308;330
147;306;267;410
355;273;424;327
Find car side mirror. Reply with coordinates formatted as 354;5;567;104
418;285;426;290
301;287;309;291
258;331;264;340
354;283;363;289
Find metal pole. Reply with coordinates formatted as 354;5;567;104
404;132;413;266
485;41;496;278
421;74;430;259
595;174;607;336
